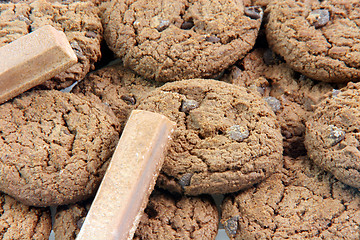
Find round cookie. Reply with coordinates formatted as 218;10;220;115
72;61;162;130
221;48;338;157
102;0;263;82
305;82;360;190
221;155;360;239
266;0;360;83
53;189;219;240
0;192;52;239
137;79;283;195
0;90;119;206
0;0;103;89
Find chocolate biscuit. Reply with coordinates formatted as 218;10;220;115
0;90;119;206
102;0;263;82
137;79;283;195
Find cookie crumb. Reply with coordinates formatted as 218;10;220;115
264;96;281;112
244;6;263;20
307;9;330;28
180;99;199;113
226;125;249;142
224;216;239;236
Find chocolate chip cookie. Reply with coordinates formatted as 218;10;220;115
222;48;337;157
0;90;119;206
102;0;263;82
221;155;360;239
0;0;103;89
53;189;219;240
0;192;52;239
72;61;162;130
137;79;283;195
305;82;360;190
266;0;360;83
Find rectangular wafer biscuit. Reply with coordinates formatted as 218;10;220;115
0;25;77;104
76;110;176;240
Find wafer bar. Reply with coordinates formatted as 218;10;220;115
76;110;176;240
0;25;77;104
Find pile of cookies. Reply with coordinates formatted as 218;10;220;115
1;0;360;239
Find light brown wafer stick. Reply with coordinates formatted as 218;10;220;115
76;110;176;240
0;25;77;104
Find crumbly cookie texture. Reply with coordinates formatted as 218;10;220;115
0;90;119;206
72;62;162;130
222;48;338;157
53;199;92;240
102;0;263;82
137;79;283;195
305;82;360;190
53;189;218;240
134;189;219;240
0;193;52;239
0;0;103;89
221;155;360;239
266;0;360;83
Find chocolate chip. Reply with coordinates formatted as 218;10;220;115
224;216;239;236
181;20;194;30
120;95;136;105
85;31;97;38
244;6;263;20
180;99;199;113
205;35;221;43
332;89;341;98
226;125;249;142
326;125;345;147
307;9;330;28
264;97;281;113
263;49;282;65
17;15;31;25
77;217;85;229
178;173;193;188
70;41;85;59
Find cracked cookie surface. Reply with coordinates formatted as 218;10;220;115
0;90;119;206
0;192;52;239
305;82;360;190
222;48;339;157
0;0;103;89
137;79;283;195
72;62;162;130
266;0;360;83
221;155;360;239
102;0;263;82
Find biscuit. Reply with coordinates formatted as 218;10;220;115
0;192;52;239
0;90;119;206
137;79;283;195
266;0;360;83
102;0;263;82
221;155;360;239
53;189;219;240
133;189;219;240
222;48;337;157
0;0;103;89
305;82;360;190
72;62;162;130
